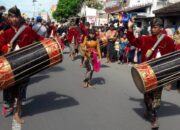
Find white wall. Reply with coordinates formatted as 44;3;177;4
129;0;153;7
128;0;178;17
169;0;180;3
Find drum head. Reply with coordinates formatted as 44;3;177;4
131;67;145;94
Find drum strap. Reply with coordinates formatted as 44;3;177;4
35;24;42;33
146;34;165;59
10;24;26;51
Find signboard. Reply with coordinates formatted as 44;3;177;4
86;6;97;16
87;16;96;24
105;0;120;8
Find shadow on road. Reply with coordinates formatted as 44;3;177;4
22;92;79;117
100;64;109;68
29;75;50;85
129;97;180;118
34;66;65;77
28;66;65;85
91;77;106;86
41;66;65;74
74;55;82;61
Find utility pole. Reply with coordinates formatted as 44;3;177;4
33;0;37;17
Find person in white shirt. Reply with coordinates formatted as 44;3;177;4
32;16;47;37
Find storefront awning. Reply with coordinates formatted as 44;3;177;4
153;2;180;17
124;3;152;12
105;3;152;14
105;6;122;14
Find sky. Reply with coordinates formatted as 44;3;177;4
0;0;58;18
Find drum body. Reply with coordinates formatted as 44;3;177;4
131;50;180;93
0;38;63;90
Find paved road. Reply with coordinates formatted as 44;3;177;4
0;48;180;130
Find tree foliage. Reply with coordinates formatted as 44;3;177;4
53;0;103;21
85;0;103;10
53;0;83;21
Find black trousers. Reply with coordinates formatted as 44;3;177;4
3;78;30;105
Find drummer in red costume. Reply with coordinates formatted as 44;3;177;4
67;19;80;60
127;18;175;129
0;6;43;124
80;21;90;43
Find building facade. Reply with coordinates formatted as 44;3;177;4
105;0;180;29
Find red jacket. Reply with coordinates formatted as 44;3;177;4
127;31;175;62
176;45;180;50
80;22;89;43
67;26;80;45
0;25;44;54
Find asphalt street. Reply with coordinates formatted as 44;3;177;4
0;48;180;130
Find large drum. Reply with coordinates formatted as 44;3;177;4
0;38;63;90
131;50;180;93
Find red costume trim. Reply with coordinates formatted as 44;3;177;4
41;39;62;66
0;57;15;90
134;62;158;92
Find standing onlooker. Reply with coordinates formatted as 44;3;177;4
0;5;9;35
118;33;128;64
173;29;180;92
32;16;47;37
29;17;35;28
99;27;107;59
114;37;121;62
106;24;118;62
174;29;180;50
124;44;131;64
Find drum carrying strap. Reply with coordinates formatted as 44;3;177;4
9;24;26;51
146;34;165;59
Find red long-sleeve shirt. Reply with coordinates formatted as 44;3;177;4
0;25;43;53
80;22;89;43
67;26;80;45
126;31;175;62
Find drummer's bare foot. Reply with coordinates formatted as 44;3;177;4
83;81;88;88
87;81;93;88
71;56;75;61
13;114;24;124
151;119;159;129
164;84;172;91
80;64;84;68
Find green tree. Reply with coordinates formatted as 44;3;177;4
53;0;83;21
85;0;103;10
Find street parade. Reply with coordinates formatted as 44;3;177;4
0;0;180;130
